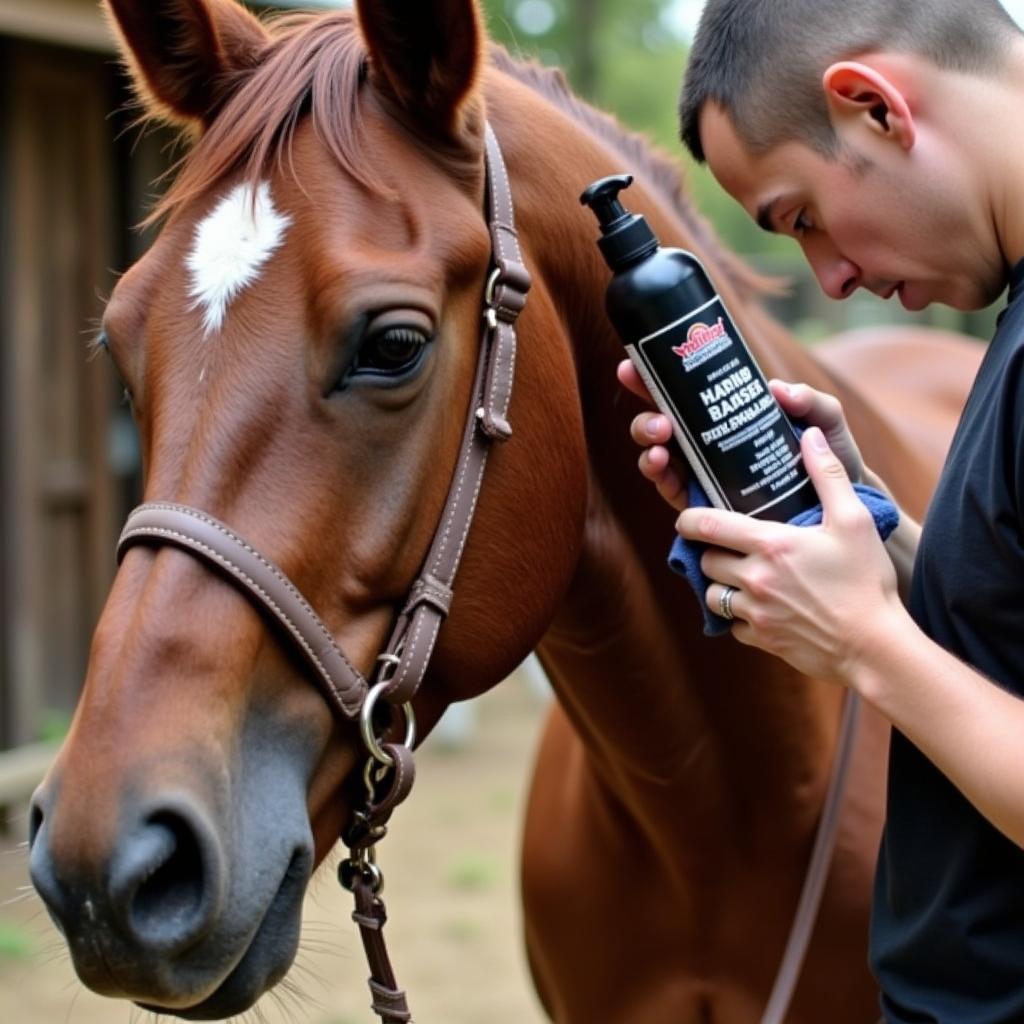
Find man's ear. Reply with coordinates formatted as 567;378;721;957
822;61;916;150
104;0;268;129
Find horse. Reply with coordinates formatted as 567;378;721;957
26;0;982;1021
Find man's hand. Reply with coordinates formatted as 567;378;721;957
617;359;868;502
679;427;901;683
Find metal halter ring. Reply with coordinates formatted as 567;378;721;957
484;266;502;306
718;585;738;622
483;267;502;330
360;676;416;768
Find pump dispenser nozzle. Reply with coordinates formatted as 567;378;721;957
580;174;659;270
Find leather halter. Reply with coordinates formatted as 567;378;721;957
116;123;529;1024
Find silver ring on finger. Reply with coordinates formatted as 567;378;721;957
718;585;739;621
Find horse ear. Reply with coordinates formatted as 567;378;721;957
104;0;268;127
356;0;484;139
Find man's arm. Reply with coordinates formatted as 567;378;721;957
855;602;1024;851
861;464;921;602
684;428;1024;851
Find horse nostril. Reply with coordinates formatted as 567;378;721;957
112;807;224;955
26;793;67;927
134;814;202;929
28;799;44;846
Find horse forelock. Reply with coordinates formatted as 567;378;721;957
149;10;378;226
141;8;767;305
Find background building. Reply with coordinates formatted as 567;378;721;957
0;0;336;763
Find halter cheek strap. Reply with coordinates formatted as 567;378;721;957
115;123;529;1024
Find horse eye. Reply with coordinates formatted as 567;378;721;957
350;326;432;379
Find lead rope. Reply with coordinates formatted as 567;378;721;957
760;691;862;1024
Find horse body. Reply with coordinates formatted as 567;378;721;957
27;2;980;1021
479;68;952;1021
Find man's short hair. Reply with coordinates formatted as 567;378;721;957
680;0;1020;163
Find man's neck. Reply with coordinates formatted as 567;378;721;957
974;39;1024;269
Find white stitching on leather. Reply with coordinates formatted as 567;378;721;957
119;514;366;715
487;126;523;264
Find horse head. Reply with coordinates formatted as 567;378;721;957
29;0;587;1016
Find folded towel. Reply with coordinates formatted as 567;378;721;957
668;475;900;638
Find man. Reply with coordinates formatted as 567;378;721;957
621;1;1024;1020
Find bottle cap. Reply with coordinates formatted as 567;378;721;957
580;175;659;270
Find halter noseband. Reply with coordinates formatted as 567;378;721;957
116;123;530;1024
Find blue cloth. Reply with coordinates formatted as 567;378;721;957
668;475;900;637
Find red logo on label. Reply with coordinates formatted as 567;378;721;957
672;317;728;360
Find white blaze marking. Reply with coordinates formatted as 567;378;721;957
187;181;291;336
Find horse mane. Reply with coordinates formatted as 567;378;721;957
485;47;768;296
149;10;376;223
145;8;770;295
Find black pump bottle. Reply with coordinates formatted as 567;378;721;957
581;174;817;522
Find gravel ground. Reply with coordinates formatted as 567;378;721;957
0;672;551;1024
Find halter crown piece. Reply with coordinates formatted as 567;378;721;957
116;124;531;1024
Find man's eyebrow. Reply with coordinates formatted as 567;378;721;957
756;198;780;234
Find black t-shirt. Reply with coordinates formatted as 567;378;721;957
871;260;1024;1023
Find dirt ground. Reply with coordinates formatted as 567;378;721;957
0;670;551;1024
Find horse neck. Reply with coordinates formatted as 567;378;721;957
485;70;844;829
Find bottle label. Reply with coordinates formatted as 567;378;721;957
634;296;811;517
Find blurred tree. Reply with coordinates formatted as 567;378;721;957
480;1;791;257
479;0;999;341
481;0;672;103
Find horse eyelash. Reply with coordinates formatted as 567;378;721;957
86;329;109;358
92;330;134;405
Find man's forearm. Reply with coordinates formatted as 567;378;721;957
851;608;1024;850
863;465;921;603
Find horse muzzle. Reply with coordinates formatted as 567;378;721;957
28;736;317;1018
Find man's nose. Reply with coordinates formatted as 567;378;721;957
806;245;861;300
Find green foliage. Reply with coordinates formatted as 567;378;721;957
446;853;500;891
36;710;71;743
479;0;787;258
0;923;33;961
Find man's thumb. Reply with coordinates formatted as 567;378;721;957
803;426;855;515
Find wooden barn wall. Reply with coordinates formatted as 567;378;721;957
0;37;161;750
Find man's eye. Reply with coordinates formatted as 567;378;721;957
793;209;812;234
350;327;432;377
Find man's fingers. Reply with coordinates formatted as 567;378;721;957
769;379;813;418
771;380;846;437
802;427;860;520
616;359;653;403
700;547;746;587
772;380;864;483
630;412;673;446
706;583;747;623
678;506;764;555
639;450;687;510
